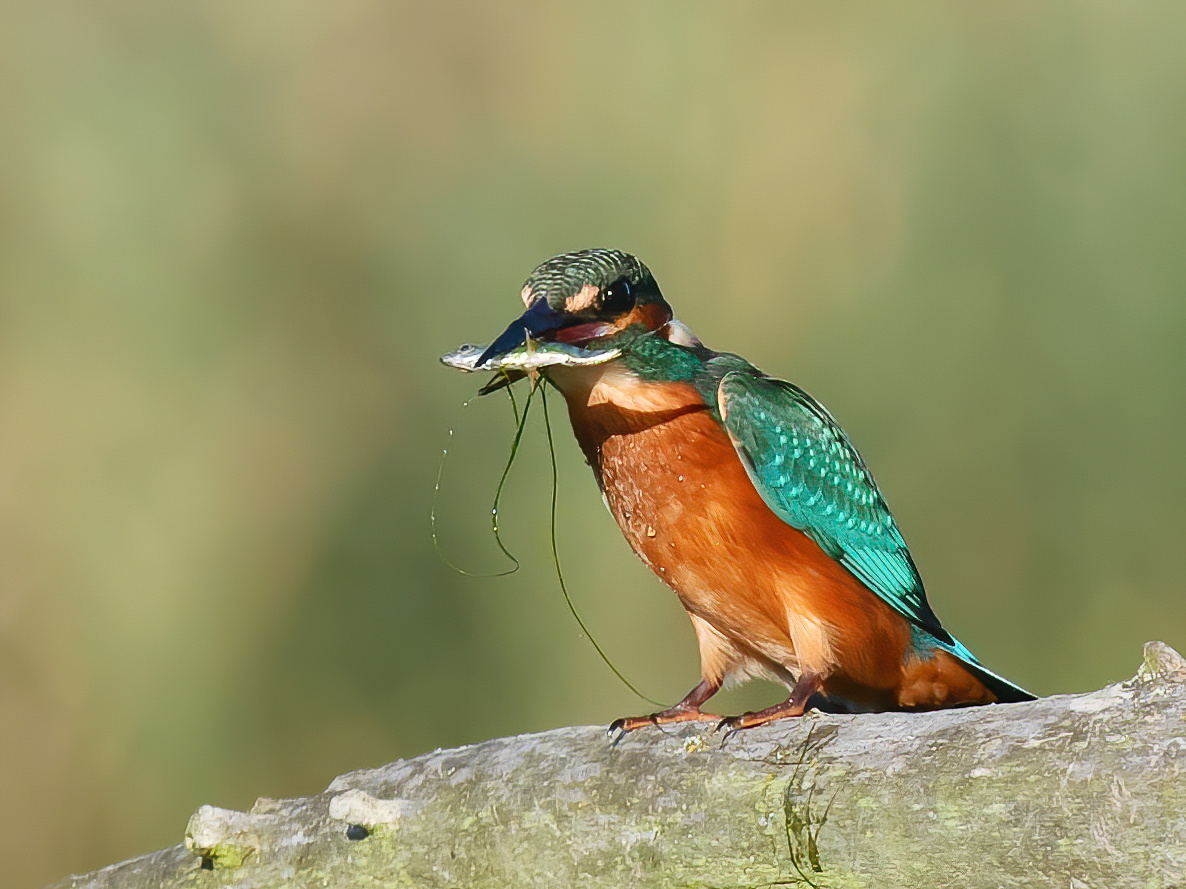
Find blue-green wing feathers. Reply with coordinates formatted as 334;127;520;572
715;368;1034;703
717;371;952;645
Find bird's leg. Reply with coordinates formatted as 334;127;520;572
717;669;824;733
608;678;722;735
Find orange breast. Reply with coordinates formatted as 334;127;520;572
550;364;933;707
550;362;996;711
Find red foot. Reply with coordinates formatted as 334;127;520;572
716;670;824;735
608;678;721;736
716;700;809;732
609;707;720;735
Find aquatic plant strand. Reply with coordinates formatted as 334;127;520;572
541;383;663;707
430;380;539;577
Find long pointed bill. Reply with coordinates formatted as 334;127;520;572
476;299;569;367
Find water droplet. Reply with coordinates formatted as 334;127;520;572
646;526;657;537
677;475;685;482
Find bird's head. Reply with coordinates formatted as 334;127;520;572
474;248;674;368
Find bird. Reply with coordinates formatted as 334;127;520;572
462;247;1034;733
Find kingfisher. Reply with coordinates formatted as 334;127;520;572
447;248;1034;733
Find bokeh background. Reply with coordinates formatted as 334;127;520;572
4;2;1186;886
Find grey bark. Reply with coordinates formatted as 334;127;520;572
51;643;1186;889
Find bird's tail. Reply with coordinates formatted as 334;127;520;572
935;634;1037;703
962;658;1036;703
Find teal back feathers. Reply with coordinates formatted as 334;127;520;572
616;332;1035;703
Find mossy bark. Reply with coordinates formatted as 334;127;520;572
52;643;1186;889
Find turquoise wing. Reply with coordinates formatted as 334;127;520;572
717;370;952;644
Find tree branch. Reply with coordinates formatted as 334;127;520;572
52;642;1186;889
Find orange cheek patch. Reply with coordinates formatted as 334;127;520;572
555;297;672;343
609;303;670;334
564;284;602;314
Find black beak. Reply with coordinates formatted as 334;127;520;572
477;300;569;367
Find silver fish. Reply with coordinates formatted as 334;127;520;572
440;340;621;373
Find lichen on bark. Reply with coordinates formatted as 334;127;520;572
51;642;1186;889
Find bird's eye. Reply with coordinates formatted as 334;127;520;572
597;278;635;315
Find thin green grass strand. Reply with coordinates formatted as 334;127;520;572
430;382;538;578
541;384;663;707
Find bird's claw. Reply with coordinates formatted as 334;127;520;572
606;708;722;743
714;716;743;745
606;720;631;744
606;714;658;740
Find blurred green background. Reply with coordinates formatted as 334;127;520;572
4;2;1186;886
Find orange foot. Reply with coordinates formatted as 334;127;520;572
716;700;809;732
716;669;823;735
608;678;721;737
609;707;720;735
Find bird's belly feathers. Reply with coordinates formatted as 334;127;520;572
552;366;918;700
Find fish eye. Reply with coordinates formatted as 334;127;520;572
597;278;635;315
